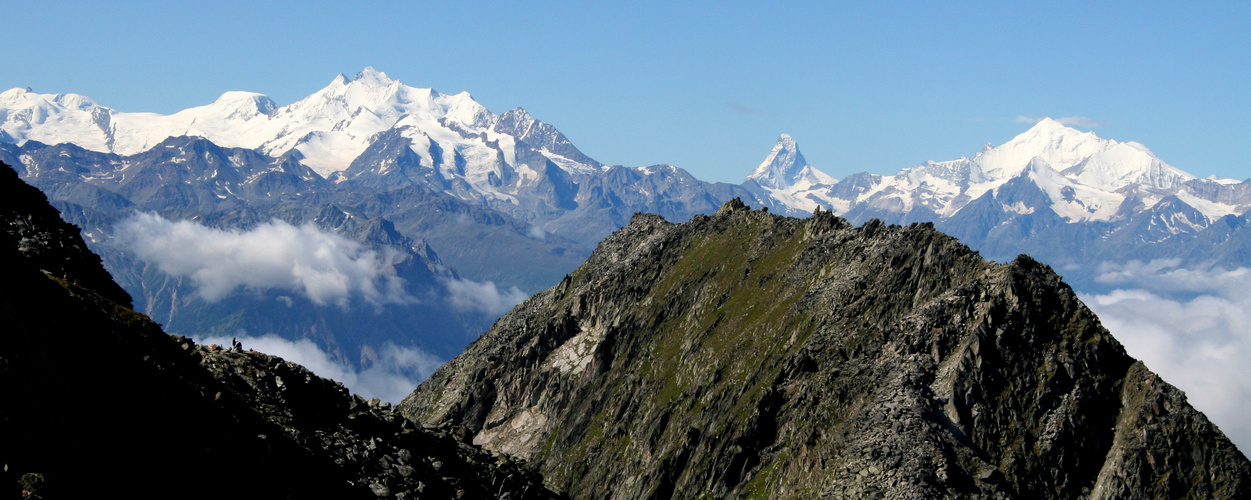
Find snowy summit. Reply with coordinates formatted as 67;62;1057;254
744;118;1244;225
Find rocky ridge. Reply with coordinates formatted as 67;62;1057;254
0;165;557;499
186;339;559;499
400;199;1250;499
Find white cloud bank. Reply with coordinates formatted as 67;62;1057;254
198;333;443;404
1079;259;1251;452
441;277;528;316
114;213;530;314
114;213;412;306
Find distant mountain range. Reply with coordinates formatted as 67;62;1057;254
0;68;750;248
2;67;1248;374
5;70;1247;285
744;121;1251;288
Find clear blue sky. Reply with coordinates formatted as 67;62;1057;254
4;1;1248;182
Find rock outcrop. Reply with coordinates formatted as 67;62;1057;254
0;162;558;499
0;164;131;307
400;199;1250;499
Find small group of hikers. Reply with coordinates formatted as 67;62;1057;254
209;338;245;352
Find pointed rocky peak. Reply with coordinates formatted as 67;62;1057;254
492;107;601;170
715;197;749;214
747;134;833;189
497;108;536;135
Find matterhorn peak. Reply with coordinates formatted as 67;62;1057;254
745;133;805;186
747;134;829;189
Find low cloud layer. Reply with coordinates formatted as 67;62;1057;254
1079;259;1251;451
198;334;443;404
115;213;411;306
441;277;528;316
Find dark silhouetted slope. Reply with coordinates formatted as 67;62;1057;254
0;162;557;499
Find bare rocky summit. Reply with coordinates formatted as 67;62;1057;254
400;199;1250;499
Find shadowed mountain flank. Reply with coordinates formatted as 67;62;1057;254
0;163;558;499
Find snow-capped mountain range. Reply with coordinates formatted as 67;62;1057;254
0;68;600;202
749;118;1246;225
3;68;1250;286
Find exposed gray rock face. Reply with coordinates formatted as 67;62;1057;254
400;199;1250;499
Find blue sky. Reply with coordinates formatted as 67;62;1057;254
4;1;1248;183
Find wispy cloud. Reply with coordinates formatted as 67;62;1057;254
726;101;761;115
1015;115;1110;128
198;333;443;404
114;213;412;307
1094;258;1250;295
441;277;528;316
1079;259;1251;451
528;223;547;241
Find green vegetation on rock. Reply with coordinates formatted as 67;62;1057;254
401;199;1251;499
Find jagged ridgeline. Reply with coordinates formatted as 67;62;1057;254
0;163;557;498
401;199;1250;499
